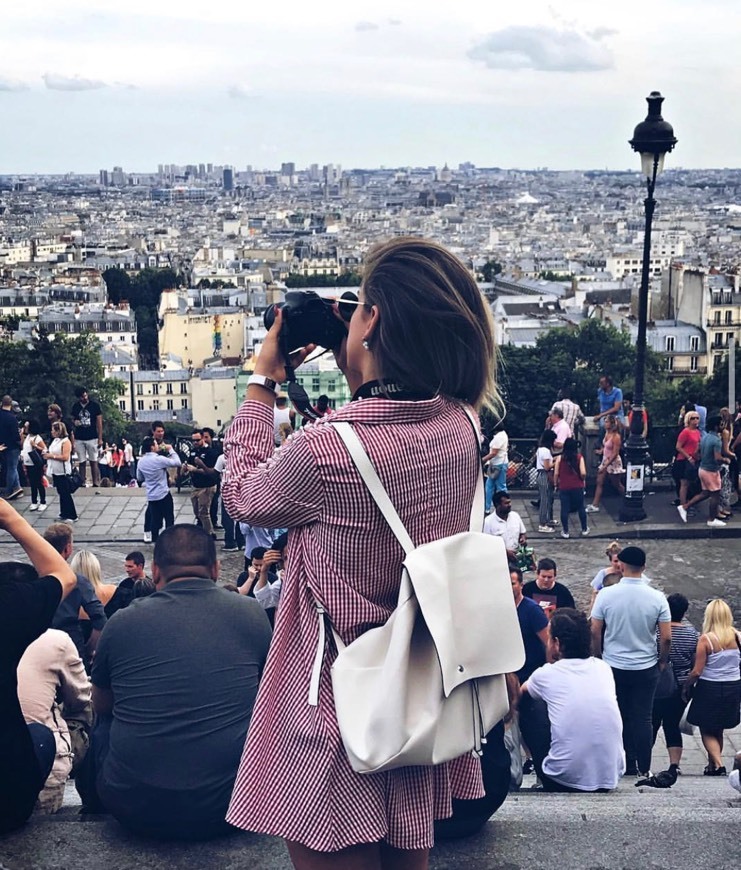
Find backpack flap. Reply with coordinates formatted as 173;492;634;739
405;532;525;698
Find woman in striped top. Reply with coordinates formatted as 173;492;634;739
222;238;498;869
651;593;698;771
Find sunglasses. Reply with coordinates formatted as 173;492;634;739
336;291;368;323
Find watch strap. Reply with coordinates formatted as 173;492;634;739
248;374;280;395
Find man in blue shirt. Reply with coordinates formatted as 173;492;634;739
136;437;182;542
593;375;625;430
590;546;671;778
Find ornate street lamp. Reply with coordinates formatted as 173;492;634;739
620;92;677;522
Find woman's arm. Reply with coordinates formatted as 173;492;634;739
552;455;561;487
682;635;710;700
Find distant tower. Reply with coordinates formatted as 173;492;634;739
223;167;234;191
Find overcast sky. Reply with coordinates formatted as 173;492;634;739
1;0;738;173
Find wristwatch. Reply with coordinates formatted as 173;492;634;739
247;374;280;395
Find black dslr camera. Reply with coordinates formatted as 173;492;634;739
264;291;347;362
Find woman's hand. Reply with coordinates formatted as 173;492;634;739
253;307;317;383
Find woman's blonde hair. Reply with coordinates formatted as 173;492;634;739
702;598;737;647
51;421;69;439
70;549;103;593
361;237;498;409
684;410;699;427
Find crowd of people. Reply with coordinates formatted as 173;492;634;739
1;238;740;870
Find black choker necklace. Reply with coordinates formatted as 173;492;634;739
352;380;433;402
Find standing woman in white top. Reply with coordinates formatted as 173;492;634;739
683;599;741;776
43;422;77;522
22;419;47;511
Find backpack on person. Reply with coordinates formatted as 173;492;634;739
318;415;524;775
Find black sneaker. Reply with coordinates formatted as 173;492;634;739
530;500;540;508
6;488;23;501
222;545;239;552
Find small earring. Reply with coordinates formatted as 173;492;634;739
362;340;370;351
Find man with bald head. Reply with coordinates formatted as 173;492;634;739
78;525;271;839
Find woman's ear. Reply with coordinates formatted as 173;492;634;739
363;305;381;345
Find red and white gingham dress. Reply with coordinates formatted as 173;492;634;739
222;395;484;852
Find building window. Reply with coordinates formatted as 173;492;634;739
690;356;698;373
180;383;187;393
119;400;127;411
166;383;173;394
136;384;143;395
725;310;733;324
727;332;735;347
665;336;675;352
689;335;699;352
137;399;144;411
714;353;724;369
181;398;188;409
714;333;724;348
152;399;160;410
666;356;674;372
166;399;174;410
328;380;336;393
152;383;159;395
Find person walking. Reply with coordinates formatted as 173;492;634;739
682;599;741;776
43;422;77;522
482;424;509;512
678;414;730;528
586;415;625;513
590;546;671;779
21;420;47;512
552;437;589;539
223;237;497;869
672;411;702;508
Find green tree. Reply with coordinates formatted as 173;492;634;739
481;260;502;283
102;267;131;304
0;332;125;440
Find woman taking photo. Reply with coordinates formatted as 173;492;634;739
586;414;625;513
553;437;588;539
43;422;77;523
223;237;497;870
683;599;741;776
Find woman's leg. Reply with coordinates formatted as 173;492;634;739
538;473;550;525
286;840;429;870
700;728;724;769
54;474;77;520
591;470;605;507
574;490;588;531
485;477;494;514
287;841;381;870
559;492;570;534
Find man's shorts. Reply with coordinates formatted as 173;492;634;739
698;468;721;492
77;439;99;463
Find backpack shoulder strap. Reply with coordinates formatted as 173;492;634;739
332;405;485;551
331;422;414;555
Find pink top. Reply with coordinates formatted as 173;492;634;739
222;396;484;851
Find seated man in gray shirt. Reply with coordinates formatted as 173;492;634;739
77;525;272;840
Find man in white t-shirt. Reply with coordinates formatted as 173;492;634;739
520;608;625;792
483;492;526;561
482;426;509;513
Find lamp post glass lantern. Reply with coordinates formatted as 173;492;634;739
619;91;677;522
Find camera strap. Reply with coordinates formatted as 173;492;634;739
284;366;322;422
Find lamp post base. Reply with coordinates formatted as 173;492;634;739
619;434;650;523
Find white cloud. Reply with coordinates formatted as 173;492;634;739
0;75;28;91
43;72;107;91
355;21;379;32
469;26;615;73
227;84;252;99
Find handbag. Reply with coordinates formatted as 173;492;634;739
316;413;525;775
67;469;84;493
654;661;678;699
29;447;44;469
678;700;695;736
